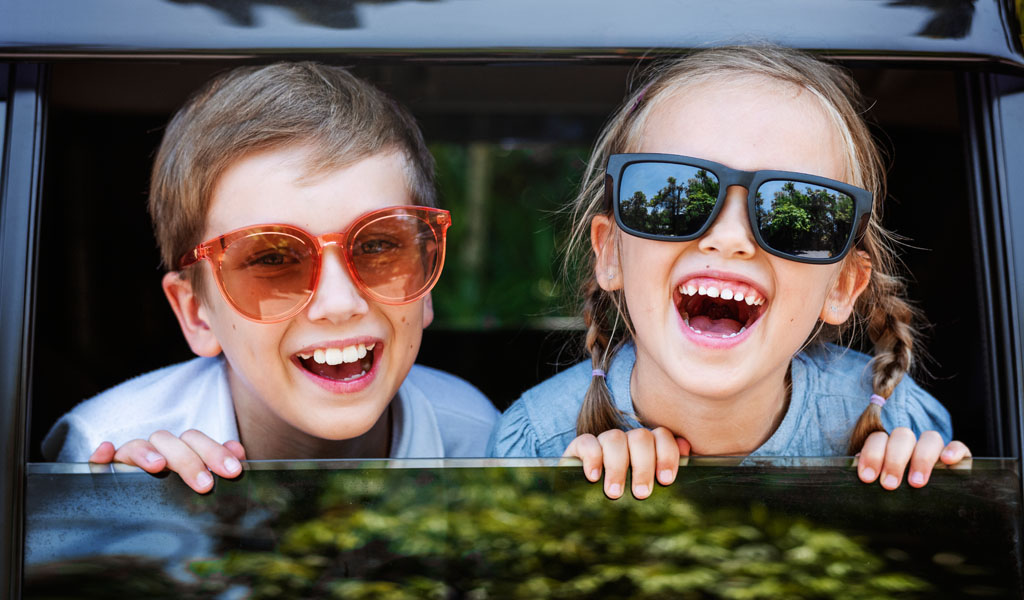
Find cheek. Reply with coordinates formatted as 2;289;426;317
775;262;840;322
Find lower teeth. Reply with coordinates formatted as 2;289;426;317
340;369;368;382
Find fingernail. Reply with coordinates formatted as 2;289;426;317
145;452;163;465
941;450;954;461
224;457;241;474
909;471;924;485
608;483;621;497
196;471;213;489
589;469;600;481
659;469;672;483
883;474;898;488
861;467;875;481
634;484;650;497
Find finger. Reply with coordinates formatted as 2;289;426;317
149;430;215;493
224;440;247;461
857;430;889;483
112;439;167;473
180;429;244;479
940;440;972;465
879;427;917;490
88;442;116;464
906;430;944;488
562;434;604;482
652;427;681;486
597;429;629;499
677;437;691;467
626;428;656;499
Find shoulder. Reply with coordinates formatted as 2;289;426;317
403;364;498;457
41;357;236;461
405;364;498;424
487;359;594;458
794;344;952;442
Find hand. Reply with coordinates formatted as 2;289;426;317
856;427;971;490
89;430;247;493
562;427;691;499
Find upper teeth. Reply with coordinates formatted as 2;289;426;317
679;284;764;306
299;343;375;365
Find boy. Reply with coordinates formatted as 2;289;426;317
42;62;497;491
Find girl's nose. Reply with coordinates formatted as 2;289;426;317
697;185;757;259
304;248;371;323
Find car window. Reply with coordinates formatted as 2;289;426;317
4;1;1024;597
26;60;999;449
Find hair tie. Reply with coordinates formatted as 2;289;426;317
592;369;606;378
869;394;887;408
627;84;651;115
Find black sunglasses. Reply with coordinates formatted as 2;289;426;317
605;153;873;264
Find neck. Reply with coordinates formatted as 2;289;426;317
228;374;392;460
630;360;790;456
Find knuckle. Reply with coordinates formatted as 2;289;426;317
149;429;174;443
626;428;653;443
598;429;626;443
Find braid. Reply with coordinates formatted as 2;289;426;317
576;276;629;436
846;268;920;453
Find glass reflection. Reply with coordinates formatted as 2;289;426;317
619;163;719;236
25;459;1022;599
754;180;855;258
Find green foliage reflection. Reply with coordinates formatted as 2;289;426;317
191;469;930;599
754;182;854;258
619;169;719;237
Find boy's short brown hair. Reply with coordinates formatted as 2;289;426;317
149;61;436;296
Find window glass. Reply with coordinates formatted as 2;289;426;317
25;458;1022;598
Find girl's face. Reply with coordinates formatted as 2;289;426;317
592;77;868;406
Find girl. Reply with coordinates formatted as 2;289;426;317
488;46;970;498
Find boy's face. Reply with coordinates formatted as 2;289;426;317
168;146;432;445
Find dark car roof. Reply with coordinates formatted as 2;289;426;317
1;0;1022;68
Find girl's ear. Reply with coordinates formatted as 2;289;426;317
821;250;872;324
591;214;622;291
163;271;223;357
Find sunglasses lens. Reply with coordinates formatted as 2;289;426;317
619;162;720;237
754;180;856;260
350;213;439;303
219;230;318;321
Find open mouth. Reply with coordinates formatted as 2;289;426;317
296;342;376;382
676;280;766;338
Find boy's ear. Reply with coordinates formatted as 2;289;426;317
162;271;222;357
591;214;622;291
421;292;434;328
821;250;872;325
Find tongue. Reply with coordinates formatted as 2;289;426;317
306;359;367;381
689;315;743;336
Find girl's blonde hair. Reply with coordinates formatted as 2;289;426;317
566;45;921;454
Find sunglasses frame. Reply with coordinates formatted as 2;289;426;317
605;153;874;265
178;205;451;323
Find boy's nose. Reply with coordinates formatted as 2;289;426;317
697;186;757;259
304;248;371;323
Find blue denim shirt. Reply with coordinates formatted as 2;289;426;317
487;343;952;457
